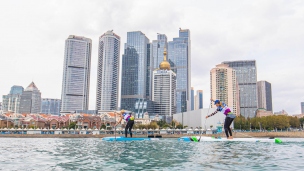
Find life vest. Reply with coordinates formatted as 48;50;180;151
122;113;134;121
216;103;234;116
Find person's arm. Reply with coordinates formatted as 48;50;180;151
114;114;123;127
206;110;218;119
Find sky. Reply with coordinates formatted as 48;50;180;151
0;0;304;114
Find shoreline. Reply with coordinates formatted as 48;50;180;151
0;132;304;138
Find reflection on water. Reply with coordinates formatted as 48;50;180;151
0;138;303;170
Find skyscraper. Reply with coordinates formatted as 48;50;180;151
301;102;304;114
41;98;61;115
257;81;273;112
19;82;41;114
195;90;203;110
60;35;92;113
2;85;24;113
210;64;239;116
222;60;257;118
152;48;176;122
96;30;120;111
191;87;194;110
168;28;191;113
152;34;168;70
121;31;150;113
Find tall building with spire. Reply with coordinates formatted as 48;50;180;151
2;85;24;113
96;30;120;111
19;82;41;114
152;34;168;70
121;31;150;116
210;64;240;116
168;29;191;113
152;47;176;122
60;35;92;113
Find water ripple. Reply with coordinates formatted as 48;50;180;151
0;138;304;171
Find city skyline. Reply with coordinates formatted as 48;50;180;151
1;1;304;114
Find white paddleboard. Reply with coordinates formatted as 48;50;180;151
179;136;282;143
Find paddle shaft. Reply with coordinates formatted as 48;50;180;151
202;100;212;141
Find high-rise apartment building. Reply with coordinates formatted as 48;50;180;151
60;35;92;113
257;81;273;112
96;30;120;111
168;28;191;113
210;64;239;116
222;60;257;118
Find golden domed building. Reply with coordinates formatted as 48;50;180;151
159;48;171;70
152;47;176;123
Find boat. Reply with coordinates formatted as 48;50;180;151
102;136;160;141
178;136;282;144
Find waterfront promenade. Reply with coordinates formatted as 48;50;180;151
1;131;304;138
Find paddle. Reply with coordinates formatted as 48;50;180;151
114;110;117;141
201;100;212;142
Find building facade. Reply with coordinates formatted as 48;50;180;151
41;98;61;115
168;29;191;113
19;82;41;114
210;64;239;116
222;60;257;118
152;48;176;122
60;35;92;113
191;87;194;110
257;81;273;112
96;30;120;111
2;85;24;113
301;102;304;114
121;31;150;113
152;34;168;70
134;99;155;118
195;90;203;110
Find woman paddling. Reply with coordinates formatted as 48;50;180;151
206;99;236;139
114;110;135;138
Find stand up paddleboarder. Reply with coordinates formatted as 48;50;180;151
114;110;135;138
206;99;236;139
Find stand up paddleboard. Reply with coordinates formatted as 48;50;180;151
102;136;160;142
179;136;282;144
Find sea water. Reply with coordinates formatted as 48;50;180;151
0;138;303;170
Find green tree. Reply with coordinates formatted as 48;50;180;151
289;116;300;128
68;122;77;129
100;124;106;129
176;124;183;129
157;120;166;126
300;118;304;128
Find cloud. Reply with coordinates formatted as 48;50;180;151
0;0;304;114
